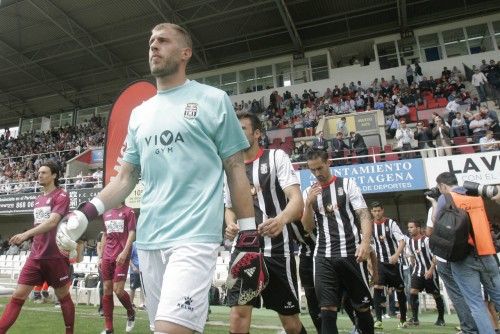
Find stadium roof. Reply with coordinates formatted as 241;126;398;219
0;0;499;127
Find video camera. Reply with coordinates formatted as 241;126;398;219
463;181;499;199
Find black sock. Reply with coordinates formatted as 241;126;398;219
304;287;321;333
356;309;374;334
321;310;338;334
373;288;384;321
396;289;407;322
410;294;419;321
343;298;357;326
434;294;445;320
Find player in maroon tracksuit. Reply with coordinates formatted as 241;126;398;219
100;203;136;334
0;161;74;334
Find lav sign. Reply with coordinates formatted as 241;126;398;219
423;152;499;187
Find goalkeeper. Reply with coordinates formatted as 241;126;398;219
56;23;261;334
224;111;307;334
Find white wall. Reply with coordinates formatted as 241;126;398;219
186;12;500;107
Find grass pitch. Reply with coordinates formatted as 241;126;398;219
0;297;461;333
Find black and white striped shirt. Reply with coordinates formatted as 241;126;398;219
290;221;316;257
225;148;299;257
372;218;405;263
303;176;367;258
407;236;434;277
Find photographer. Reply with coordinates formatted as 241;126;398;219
427;172;500;334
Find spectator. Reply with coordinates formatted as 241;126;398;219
260;132;270;149
471;68;488;102
405;65;414;86
415;121;435;158
469;113;490;143
312;131;328;151
386;116;399;139
349;131;368;163
394;101;409;122
374;97;385;110
479;106;500;139
414;61;423;84
297;140;310;156
330;131;349;164
442;67;451;80
479;130;498;152
5;243;20;255
336;117;349;137
451;112;468;138
432;117;452;156
395;119;414;158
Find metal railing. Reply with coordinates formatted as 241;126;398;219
291;140;500;168
0;176;103;195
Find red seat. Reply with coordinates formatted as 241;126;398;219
416;103;426;111
384;145;399;161
368;146;382;162
453;136;475;154
437;98;448;108
350;151;359;164
409;107;418;123
427;100;439;109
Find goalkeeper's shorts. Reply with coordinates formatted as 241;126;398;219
227;255;300;315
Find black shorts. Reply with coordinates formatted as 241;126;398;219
227;255;300;315
410;274;440;294
377;262;405;289
314;256;372;309
299;255;314;288
129;272;142;290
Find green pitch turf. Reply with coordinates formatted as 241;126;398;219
0;298;461;333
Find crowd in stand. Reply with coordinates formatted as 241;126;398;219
245;60;499;163
0;116;106;194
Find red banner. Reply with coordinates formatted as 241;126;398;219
103;81;156;186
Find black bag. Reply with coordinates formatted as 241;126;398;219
429;193;472;261
84;273;100;288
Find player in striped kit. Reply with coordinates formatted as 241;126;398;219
406;220;445;326
225;111;307;334
290;221;321;332
302;149;374;334
370;202;408;329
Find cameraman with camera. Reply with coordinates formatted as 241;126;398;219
427;172;500;334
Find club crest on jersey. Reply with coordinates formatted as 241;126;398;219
184;103;198;119
260;163;268;174
337;187;344;196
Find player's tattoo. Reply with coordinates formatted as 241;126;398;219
223;151;245;171
355;208;372;224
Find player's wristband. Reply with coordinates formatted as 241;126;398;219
237;217;256;231
78;198;105;220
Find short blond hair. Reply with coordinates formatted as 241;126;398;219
152;23;193;49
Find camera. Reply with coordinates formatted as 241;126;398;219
463;181;499;199
424;187;441;199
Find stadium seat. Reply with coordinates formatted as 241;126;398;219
367;146;382;162
427;99;439;109
384;145;399;161
350;151;359;164
409;107;418;123
437;98;448;108
74;273;101;306
453;136;475;154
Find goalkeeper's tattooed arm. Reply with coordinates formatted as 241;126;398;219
223;151;255;221
95;161;141;212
